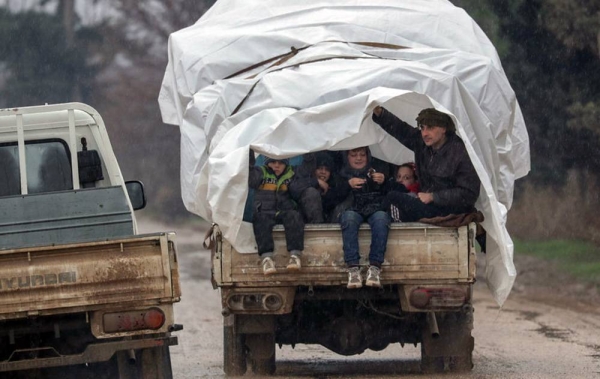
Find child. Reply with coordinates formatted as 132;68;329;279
290;151;348;223
248;151;304;275
387;163;420;222
338;147;391;288
395;162;420;194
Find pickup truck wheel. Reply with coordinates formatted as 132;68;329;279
246;333;276;375
420;308;474;373
139;345;173;379
117;346;173;379
223;324;247;376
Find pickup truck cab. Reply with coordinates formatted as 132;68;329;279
0;103;181;379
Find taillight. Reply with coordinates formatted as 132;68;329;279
409;288;466;309
103;308;166;333
226;293;283;312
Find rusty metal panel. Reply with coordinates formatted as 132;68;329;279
0;336;177;372
0;234;177;320
219;223;473;286
0;186;133;250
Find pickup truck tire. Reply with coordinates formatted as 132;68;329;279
246;333;276;375
117;346;173;379
223;324;247;376
420;307;474;373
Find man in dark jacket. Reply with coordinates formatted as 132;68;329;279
249;151;304;275
372;106;480;221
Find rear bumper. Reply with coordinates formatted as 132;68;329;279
0;335;177;372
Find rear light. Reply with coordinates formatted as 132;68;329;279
103;307;166;333
226;293;283;312
409;288;466;309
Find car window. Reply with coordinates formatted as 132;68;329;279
0;140;73;196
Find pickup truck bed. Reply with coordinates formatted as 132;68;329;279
215;223;475;286
0;232;180;325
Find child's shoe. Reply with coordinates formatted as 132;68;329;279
286;254;302;271
365;265;381;287
347;266;363;289
262;256;276;275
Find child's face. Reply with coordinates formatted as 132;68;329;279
396;166;416;187
267;161;286;176
347;148;367;170
315;166;331;182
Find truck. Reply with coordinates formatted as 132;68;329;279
160;2;527;376
0;103;182;379
208;220;477;375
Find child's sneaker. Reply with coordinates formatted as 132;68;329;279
286;255;301;271
262;256;276;275
347;267;363;289
365;265;381;287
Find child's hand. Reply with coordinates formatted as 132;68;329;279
370;172;385;184
317;179;329;194
349;178;366;189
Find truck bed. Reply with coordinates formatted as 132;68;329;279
215;223;476;287
0;233;181;320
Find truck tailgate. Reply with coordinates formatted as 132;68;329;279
216;223;476;286
0;233;181;320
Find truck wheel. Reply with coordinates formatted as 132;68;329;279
420;307;474;373
139;345;173;379
117;346;173;379
223;324;247;376
246;333;276;375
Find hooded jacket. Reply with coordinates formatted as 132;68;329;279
373;108;480;213
289;151;349;218
248;158;297;215
338;147;388;218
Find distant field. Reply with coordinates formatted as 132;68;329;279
514;239;600;283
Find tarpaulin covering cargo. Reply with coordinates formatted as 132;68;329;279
158;0;530;306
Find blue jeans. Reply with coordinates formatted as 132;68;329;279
340;210;391;266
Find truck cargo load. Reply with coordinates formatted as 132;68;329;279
159;0;530;307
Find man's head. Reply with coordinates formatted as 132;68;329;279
347;147;368;170
416;108;455;149
265;157;289;176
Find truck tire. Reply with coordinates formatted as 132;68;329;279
246;333;276;375
420;307;474;373
223;324;247;376
117;346;173;379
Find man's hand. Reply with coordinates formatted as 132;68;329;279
418;192;434;204
373;106;383;117
370;172;385;184
348;178;366;189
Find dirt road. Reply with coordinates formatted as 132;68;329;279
139;220;600;378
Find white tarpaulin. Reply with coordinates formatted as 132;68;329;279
159;0;530;306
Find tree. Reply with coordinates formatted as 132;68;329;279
454;0;600;185
0;5;113;107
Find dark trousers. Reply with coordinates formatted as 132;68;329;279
386;192;450;222
252;210;305;255
298;187;324;223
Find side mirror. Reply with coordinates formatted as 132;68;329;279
125;181;147;210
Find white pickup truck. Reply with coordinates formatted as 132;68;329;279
208;220;477;375
0;103;181;379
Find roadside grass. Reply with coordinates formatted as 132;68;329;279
514;239;600;284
